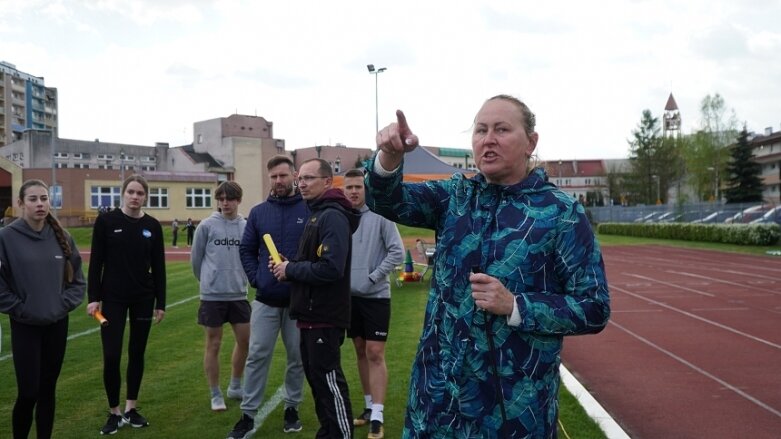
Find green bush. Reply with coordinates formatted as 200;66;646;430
597;222;781;246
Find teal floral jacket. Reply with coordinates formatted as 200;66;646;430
365;161;610;438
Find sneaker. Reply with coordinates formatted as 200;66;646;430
100;413;125;435
368;420;384;439
212;395;227;411
227;386;243;400
123;408;149;428
283;406;302;433
353;408;371;426
227;413;254;439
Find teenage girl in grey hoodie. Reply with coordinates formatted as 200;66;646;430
0;179;85;439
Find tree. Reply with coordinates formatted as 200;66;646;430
682;94;739;202
626;110;681;205
723;127;763;203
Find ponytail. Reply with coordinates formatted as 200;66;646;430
45;213;74;284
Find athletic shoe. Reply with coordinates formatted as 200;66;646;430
283;406;302;433
100;413;125;435
353;408;371;426
227;386;244;400
368;420;384;439
227;413;254;439
212;395;227;411
123;408;149;427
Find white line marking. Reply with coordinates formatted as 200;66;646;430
610;320;781;419
246;386;285;438
0;295;200;363
560;365;631;439
613;285;781;350
620;273;715;297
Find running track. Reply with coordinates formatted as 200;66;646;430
563;245;781;439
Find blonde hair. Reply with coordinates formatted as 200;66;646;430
482;94;541;175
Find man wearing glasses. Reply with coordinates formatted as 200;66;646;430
271;158;361;439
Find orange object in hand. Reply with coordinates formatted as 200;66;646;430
94;310;109;327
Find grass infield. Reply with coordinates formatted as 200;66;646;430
0;225;606;438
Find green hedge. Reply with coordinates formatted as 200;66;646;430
597;222;781;246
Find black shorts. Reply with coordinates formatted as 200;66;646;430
197;300;251;327
347;297;390;342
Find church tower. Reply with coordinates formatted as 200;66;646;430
663;92;681;138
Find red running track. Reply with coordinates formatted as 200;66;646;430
563;245;781;439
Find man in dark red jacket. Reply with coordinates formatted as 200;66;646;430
272;158;360;439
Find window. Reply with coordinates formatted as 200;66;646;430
56;163;68;169
197;134;203;144
73;163;89;169
97;154;114;160
142;165;155;171
98;165;114;170
148;187;168;208
124;155;135;161
72;153;84;159
91;186;121;209
54;152;68;158
186;187;212;208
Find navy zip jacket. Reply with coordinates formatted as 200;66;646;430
240;191;309;307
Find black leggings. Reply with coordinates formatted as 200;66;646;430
100;300;154;408
10;316;69;439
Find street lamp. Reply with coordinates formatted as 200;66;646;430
652;175;661;205
367;64;387;134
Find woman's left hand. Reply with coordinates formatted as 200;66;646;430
154;309;165;324
470;273;515;315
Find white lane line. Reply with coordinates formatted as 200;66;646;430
613;285;781;350
665;270;781;295
246;386;285;438
0;295;200;363
560;365;631;439
610;320;781;419
620;273;715;297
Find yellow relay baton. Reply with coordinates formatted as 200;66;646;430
263;234;282;264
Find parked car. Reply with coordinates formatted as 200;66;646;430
725;205;772;224
634;212;662;223
657;212;683;222
692;211;733;224
749;206;781;225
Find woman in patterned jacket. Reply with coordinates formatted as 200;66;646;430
366;95;611;438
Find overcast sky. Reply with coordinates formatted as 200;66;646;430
2;0;779;160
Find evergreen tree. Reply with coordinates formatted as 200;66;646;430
626;110;680;205
723;127;763;203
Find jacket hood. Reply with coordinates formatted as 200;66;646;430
471;167;555;195
266;190;304;206
310;188;361;233
8;218;53;241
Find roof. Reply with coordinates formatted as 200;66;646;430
404;146;467;174
664;93;679;111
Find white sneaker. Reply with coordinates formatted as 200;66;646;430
211;395;227;411
227;387;243;400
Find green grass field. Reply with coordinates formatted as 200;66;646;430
0;225;606;438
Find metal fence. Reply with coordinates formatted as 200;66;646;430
586;201;779;225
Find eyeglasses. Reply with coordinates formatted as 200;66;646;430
296;175;328;184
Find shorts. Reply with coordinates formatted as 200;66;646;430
347;297;390;341
197;300;251;327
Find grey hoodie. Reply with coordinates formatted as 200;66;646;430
350;205;404;299
0;219;86;325
191;212;248;301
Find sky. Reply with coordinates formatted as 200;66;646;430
2;0;780;160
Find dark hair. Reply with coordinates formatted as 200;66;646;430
301;158;333;177
486;94;536;136
122;174;149;195
215;181;243;200
18;179;74;283
267;155;295;171
344;168;365;179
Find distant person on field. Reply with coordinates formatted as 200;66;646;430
191;181;250;412
342;168;403;439
87;175;166;435
271;158;360;439
171;218;179;248
367;96;611;437
226;155;309;439
185;218;196;246
0;179;86;439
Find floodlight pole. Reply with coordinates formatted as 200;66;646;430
367;64;387;134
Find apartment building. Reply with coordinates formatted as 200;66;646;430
751;127;781;204
0;61;58;148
